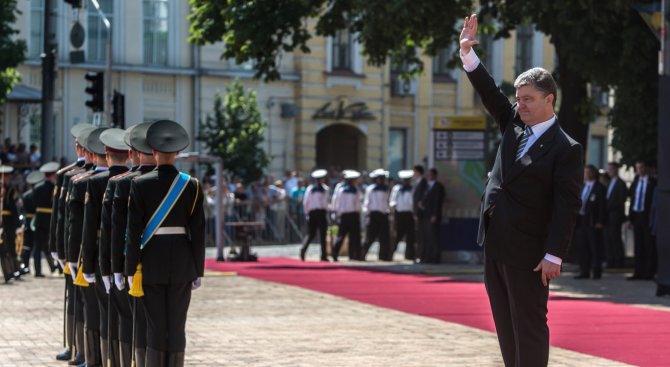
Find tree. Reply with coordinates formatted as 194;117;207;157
198;80;271;183
479;0;658;162
0;0;26;104
188;0;473;81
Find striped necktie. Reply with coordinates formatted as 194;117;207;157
516;125;533;161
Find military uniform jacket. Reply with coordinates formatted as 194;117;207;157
82;166;128;275
66;167;99;264
2;187;20;246
22;189;36;246
125;165;205;285
33;180;54;232
98;166;134;276
56;162;90;259
111;165;155;275
49;160;82;253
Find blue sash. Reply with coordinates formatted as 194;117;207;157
139;173;190;250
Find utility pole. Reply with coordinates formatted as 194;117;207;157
657;0;670;296
40;0;56;162
90;0;112;125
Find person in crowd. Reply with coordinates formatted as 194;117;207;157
412;165;427;263
362;169;392;261
628;160;657;280
331;170;362;261
390;170;416;261
300;169;330;261
604;162;628;269
574;165;607;279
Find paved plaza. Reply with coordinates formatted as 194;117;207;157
3;246;669;366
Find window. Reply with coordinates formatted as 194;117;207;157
332;30;352;70
388;129;408;177
143;0;169;65
29;0;45;59
87;0;113;63
432;47;457;83
515;24;534;74
588;135;606;169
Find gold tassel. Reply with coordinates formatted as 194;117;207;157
63;262;71;275
128;263;144;297
73;264;89;287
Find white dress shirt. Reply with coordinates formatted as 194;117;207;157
331;183;361;214
363;183;390;214
390;184;413;212
302;183;329;213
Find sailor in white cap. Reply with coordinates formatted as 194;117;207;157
362;169;392;261
299;169;330;261
330;169;362;261
390;170;416;260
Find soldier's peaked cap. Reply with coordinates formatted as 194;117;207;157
311;169;327;179
100;128;130;151
398;170;413;179
86;127;109;155
128;121;155;154
26;171;45;185
39;161;60;173
70;123;93;139
146;120;189;153
0;165;14;174
76;125;97;146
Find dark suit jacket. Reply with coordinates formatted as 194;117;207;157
470;63;584;269
581;181;606;228
412;177;427;218
628;175;657;221
420;181;445;222
606;177;627;225
32;180;54;232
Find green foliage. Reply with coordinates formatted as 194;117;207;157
0;0;26;104
198;80;271;183
188;0;473;81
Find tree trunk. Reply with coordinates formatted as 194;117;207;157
555;50;589;153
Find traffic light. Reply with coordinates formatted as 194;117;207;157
84;72;104;112
112;90;125;128
64;0;82;8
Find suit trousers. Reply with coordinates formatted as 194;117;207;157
632;214;654;278
32;231;54;275
301;209;328;259
604;221;625;268
143;283;192;352
394;212;415;260
419;219;440;263
333;213;361;260
484;256;549;367
363;211;391;261
114;287;133;344
574;218;603;277
95;276;118;342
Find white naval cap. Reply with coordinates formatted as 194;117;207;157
343;170;361;180
311;169;328;179
398;170;414;179
369;168;389;178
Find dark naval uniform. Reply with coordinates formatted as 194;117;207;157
390;180;416;260
300;177;329;261
125;120;205;366
31;169;57;276
331;174;362;261
362;173;391;261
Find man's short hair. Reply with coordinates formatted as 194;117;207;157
586;164;598;178
413;165;424;174
514;67;558;107
429;168;438;176
608;161;620;168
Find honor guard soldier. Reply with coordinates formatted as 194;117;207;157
69;127;110;367
81;128;130;367
331;170;362;261
362;169;392;261
390;170;416;261
51;124;93;363
19;171;45;275
125;120;205;366
299;169;330;261
0;165;21;283
112;122;157;367
33;163;60;276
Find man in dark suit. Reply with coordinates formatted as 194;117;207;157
604;162;628;268
461;15;583;367
628;160;657;280
417;168;445;263
574;165;607;279
412;165;427;262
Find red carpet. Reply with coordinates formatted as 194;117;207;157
206;257;670;367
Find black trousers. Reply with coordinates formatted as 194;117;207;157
32;230;54;275
333;212;361;260
143;283;192;352
632;214;655;278
419;219;441;263
301;209;328;259
114;287;134;345
485;256;549;367
394;212;415;260
574;218;603;277
604;221;625;268
363;211;391;261
94;276;119;342
81;284;100;332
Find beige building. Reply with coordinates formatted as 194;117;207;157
3;1;610;177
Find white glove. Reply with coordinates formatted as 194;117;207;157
83;273;96;283
68;263;77;281
127;275;134;288
114;273;125;291
102;276;111;293
57;258;65;270
51;252;59;262
192;277;202;290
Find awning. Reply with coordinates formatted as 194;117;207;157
6;84;41;103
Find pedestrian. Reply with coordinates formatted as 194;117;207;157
0;164;21;283
390;170;415;260
331;170;362;261
31;162;59;277
461;14;583;366
627;160;657;280
574;165;607;279
362;169;392;261
19;170;45;276
299;169;329;261
412;165;427;262
125;120;205;366
416;168;445;263
604;162;627;268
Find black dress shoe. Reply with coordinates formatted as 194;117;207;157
34;273;45;278
299;248;306;261
56;348;72;361
320;257;329;262
574;274;589;279
68;352;84;365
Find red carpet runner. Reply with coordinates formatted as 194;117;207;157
206;257;670;367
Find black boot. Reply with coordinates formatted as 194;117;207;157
167;352;185;367
109;340;120;367
145;348;165;367
85;329;102;367
56;347;72;361
134;348;146;367
20;247;31;275
68;352;84;366
119;342;132;367
100;338;108;367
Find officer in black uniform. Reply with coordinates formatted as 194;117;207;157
111;122;156;367
69;127;110;367
19;171;44;275
331;170;362;261
30;162;59;277
390;170;416;260
125;120;205;367
0;165;20;283
49;124;93;364
299;169;330;261
362;169;392;261
82;128;130;367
